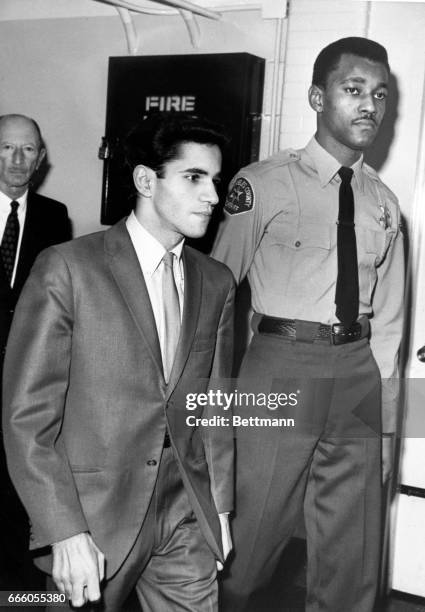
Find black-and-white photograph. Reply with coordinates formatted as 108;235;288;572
1;1;425;611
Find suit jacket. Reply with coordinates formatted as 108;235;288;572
0;191;70;361
3;219;235;579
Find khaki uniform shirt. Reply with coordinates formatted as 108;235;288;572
212;137;405;431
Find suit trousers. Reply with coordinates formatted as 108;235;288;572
47;447;217;612
221;331;382;612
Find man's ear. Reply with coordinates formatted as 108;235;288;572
308;84;324;113
133;165;156;197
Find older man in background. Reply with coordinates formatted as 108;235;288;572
0;113;70;588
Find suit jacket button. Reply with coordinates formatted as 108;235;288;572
147;460;157;466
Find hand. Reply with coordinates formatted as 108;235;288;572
382;435;394;484
216;513;233;571
52;532;105;607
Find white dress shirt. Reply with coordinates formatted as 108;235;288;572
126;211;184;365
0;189;28;287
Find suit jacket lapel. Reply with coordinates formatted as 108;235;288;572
166;247;202;398
14;193;37;295
105;220;164;379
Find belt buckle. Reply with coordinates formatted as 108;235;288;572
331;322;361;345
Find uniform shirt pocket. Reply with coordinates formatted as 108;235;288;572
358;227;388;300
267;220;332;251
363;227;393;266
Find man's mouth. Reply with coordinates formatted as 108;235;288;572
195;208;214;217
9;168;27;174
352;117;376;127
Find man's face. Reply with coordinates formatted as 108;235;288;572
312;53;389;160
0;116;45;198
143;141;221;248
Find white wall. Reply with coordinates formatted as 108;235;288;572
368;2;425;225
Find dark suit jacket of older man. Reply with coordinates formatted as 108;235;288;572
0;190;69;589
2;219;234;579
0;191;70;364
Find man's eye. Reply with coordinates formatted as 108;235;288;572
213;178;221;188
374;91;387;100
345;87;360;95
24;146;35;153
185;174;200;182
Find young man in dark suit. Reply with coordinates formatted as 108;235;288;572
3;113;234;611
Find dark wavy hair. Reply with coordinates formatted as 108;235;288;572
124;112;229;176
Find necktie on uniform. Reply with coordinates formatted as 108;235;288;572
1;200;20;285
161;251;181;382
335;167;359;328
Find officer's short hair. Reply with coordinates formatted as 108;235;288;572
124;112;229;176
312;37;390;89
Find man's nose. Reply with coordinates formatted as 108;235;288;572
12;147;25;165
359;94;377;115
203;182;219;206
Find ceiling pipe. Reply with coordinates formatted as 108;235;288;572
94;0;221;21
179;9;201;48
116;7;139;54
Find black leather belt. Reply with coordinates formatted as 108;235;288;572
163;430;171;448
257;315;369;345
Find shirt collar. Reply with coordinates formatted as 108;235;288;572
0;189;28;215
304;137;364;192
126;211;184;276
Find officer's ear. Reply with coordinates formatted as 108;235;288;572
133;165;156;198
309;84;324;113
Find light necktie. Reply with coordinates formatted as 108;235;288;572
1;200;20;285
162;251;181;382
335;167;359;328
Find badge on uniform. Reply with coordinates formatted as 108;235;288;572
224;177;254;215
378;203;391;229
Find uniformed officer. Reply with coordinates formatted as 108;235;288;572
211;37;404;612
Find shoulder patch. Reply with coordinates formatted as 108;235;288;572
224;177;254;215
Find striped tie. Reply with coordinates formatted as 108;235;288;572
162;252;181;382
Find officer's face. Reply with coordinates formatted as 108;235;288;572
0;116;45;199
311;53;389;161
137;141;221;249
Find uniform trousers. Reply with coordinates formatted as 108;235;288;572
221;327;382;612
47;447;217;612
